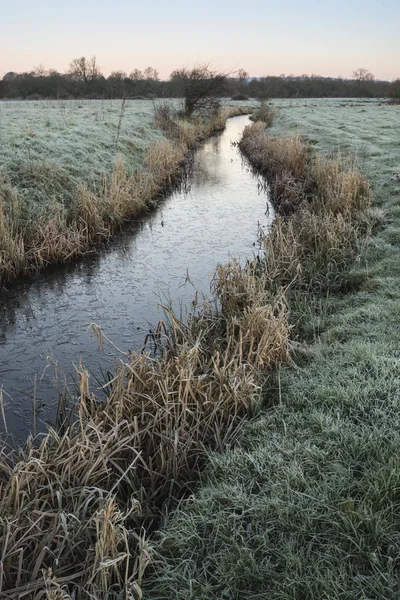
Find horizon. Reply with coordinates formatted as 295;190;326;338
1;0;399;82
1;69;396;83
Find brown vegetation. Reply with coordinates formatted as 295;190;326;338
249;102;276;126
0;115;372;598
0;254;290;598
240;123;370;292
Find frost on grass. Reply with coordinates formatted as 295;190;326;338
0;99;169;217
144;98;400;600
269;97;400;184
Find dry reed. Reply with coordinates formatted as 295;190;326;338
249;103;276;127
0;114;372;598
240;121;371;291
0;255;289;598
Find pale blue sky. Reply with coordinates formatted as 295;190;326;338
1;0;398;79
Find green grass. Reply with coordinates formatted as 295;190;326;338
144;99;400;599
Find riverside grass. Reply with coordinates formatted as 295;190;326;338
0;243;290;598
144;100;400;600
0;101;250;284
0;104;372;598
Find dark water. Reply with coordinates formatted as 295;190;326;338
0;115;273;441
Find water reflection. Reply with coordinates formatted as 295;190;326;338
0;116;273;440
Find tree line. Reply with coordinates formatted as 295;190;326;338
0;57;397;101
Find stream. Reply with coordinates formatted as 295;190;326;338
0;115;273;441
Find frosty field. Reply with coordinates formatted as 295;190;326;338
144;98;400;599
0;99;165;221
1;97;400;598
0;99;252;283
270;97;399;184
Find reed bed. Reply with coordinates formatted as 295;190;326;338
240;122;371;292
0;114;371;598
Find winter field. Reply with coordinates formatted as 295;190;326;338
271;97;399;184
0;99;252;282
144;98;400;599
1;97;400;597
0;99;166;221
1;97;391;224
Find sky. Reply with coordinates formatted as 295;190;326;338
1;0;399;80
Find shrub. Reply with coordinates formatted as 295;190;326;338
170;64;227;117
231;93;249;101
250;102;275;126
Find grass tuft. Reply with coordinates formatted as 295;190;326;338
250;102;276;127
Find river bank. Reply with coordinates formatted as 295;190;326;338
144;99;400;599
0;101;250;285
0;114;270;441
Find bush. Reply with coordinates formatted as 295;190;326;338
250;102;275;127
388;78;400;103
231;93;249;101
170;64;227;117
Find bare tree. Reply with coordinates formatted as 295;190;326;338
129;69;144;81
109;71;127;80
143;67;159;81
352;68;375;95
69;56;102;83
108;71;127;97
237;68;249;82
33;64;47;77
353;67;375;82
170;64;227;117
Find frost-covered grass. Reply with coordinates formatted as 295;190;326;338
0;99;252;282
0;99;166;219
0;98;256;220
144;99;400;599
269;97;399;185
0;106;372;598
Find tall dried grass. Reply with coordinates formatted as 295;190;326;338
249;102;276;127
0;252;289;598
154;102;250;147
0;195;26;280
240;121;371;291
0;115;372;598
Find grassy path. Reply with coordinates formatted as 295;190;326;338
144;100;400;599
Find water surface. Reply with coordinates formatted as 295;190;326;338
0;115;273;440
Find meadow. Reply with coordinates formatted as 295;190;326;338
0;97;398;598
144;98;400;599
